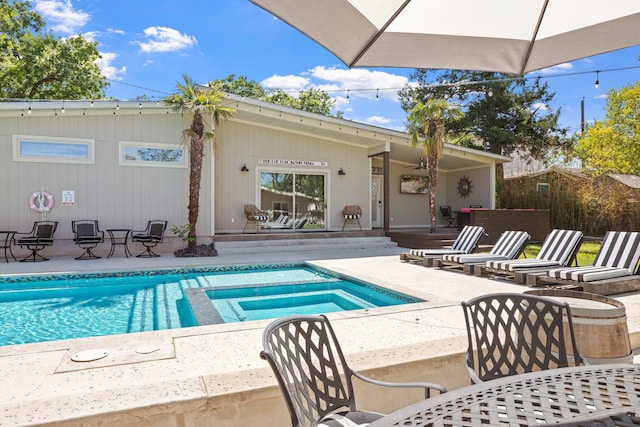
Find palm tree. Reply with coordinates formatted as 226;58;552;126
164;74;235;253
407;98;463;233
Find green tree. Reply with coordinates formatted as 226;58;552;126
407;98;463;232
210;74;341;117
399;70;569;161
164;75;236;252
1;0;107;99
574;82;640;173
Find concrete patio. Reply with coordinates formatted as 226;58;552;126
1;245;639;426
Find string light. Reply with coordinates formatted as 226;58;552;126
595;71;600;89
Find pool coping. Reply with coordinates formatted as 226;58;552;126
2;249;640;426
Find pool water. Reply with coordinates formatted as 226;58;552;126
0;264;420;346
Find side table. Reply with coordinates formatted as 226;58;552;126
106;229;132;258
0;230;17;262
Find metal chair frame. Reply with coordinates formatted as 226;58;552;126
462;293;585;384
14;221;58;262
439;205;456;228
131;220;167;258
72;220;104;260
261;314;446;427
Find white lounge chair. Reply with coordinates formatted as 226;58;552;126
400;225;486;263
545;231;640;282
485;229;583;272
436;230;531;274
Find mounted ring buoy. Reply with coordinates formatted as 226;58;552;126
29;191;55;213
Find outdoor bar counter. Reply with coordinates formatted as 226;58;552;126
456;208;550;243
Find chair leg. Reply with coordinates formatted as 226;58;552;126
75;246;101;260
19;246;49;262
136;242;160;258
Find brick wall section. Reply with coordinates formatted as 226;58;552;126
470;209;551;244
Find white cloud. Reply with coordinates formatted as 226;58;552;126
595;93;608;99
536;63;573;75
95;52;126;80
261;75;310;92
34;0;89;35
260;66;408;104
364;115;391;125
81;31;99;42
532;102;549;111
136;27;197;53
108;28;126;36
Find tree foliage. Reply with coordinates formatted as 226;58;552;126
407;98;463;232
399;70;570;161
574;82;640;173
210;74;341;117
1;0;107;100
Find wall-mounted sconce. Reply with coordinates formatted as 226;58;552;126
338;168;346;175
240;163;249;172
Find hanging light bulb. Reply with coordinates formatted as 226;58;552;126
376;88;379;100
27;105;32;114
595;71;600;89
61;102;65;114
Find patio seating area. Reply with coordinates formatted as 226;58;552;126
1;241;640;426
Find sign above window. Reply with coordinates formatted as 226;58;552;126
259;159;328;167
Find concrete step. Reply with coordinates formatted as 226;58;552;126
215;236;397;255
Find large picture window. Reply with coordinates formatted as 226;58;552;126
119;141;187;168
12;135;95;164
260;171;326;230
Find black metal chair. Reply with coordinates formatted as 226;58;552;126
72;220;104;260
461;293;585;384
260;314;447;427
14;221;58;262
439;205;456;228
131;220;167;258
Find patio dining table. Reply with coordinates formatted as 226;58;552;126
368;364;640;427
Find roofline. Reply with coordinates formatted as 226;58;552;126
0;97;512;163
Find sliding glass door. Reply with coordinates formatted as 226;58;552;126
260;171;326;230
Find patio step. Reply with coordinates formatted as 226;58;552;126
214;236;397;255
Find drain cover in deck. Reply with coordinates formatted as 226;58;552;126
71;349;109;362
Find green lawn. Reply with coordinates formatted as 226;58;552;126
521;241;600;266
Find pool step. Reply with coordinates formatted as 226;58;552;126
214;236;397;255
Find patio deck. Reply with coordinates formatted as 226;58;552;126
1;243;639;426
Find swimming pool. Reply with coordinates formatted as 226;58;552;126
0;263;421;346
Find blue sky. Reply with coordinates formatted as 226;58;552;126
32;0;640;135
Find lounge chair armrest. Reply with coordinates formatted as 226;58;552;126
351;369;447;399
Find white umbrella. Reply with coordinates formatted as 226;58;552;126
249;0;640;75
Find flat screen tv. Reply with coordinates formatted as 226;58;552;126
401;175;429;194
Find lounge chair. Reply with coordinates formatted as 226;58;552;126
538;231;640;289
260;314;447;427
462;293;585;384
72;220;104;260
262;215;293;230
243;204;269;233
482;229;583;280
131;220;167;258
400;225;486;264
341;205;362;231
14;221;58;262
435;230;530;274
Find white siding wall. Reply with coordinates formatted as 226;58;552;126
214;120;371;233
0;110;201;253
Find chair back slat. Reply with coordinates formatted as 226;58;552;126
536;229;583;264
489;231;530;257
595;231;640;272
462;293;583;383
451;226;486;253
34;222;57;239
261;315;355;427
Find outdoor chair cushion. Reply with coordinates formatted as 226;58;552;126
409;225;485;257
443;230;530;264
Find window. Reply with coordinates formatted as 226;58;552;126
13;135;95;164
119;141;187;168
536;183;550;192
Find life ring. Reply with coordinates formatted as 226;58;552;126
29;191;55;213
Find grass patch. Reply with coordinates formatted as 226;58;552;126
521;241;600;266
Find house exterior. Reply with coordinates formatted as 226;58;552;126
0;95;510;255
